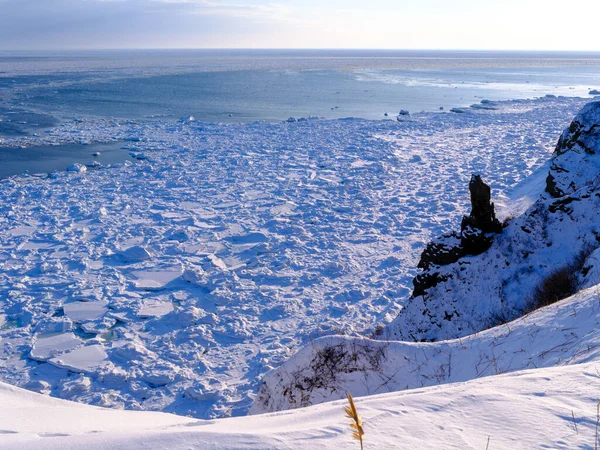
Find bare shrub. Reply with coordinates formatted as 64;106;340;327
487;308;515;328
279;340;387;409
526;244;596;314
527;266;578;313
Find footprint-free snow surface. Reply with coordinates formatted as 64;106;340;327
0;96;591;418
2;361;599;449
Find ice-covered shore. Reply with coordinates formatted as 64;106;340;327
0;96;590;418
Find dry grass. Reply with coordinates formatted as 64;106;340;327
344;393;364;450
595;402;599;450
525;246;595;314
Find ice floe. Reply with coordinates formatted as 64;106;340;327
30;333;83;362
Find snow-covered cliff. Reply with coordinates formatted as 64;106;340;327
388;100;600;343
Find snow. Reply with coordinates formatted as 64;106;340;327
2;85;600;448
0;96;594;419
547;101;600;196
66;163;87;173
0;361;599;449
252;100;600;417
252;285;600;413
379;101;600;343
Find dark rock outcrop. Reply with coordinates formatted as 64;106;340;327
417;233;464;271
461;175;503;234
546;101;600;198
413;175;502;296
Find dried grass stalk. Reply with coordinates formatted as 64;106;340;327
344;393;365;450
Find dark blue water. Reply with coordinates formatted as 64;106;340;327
2;50;600;125
9;65;600;123
0;141;129;179
1;50;600;176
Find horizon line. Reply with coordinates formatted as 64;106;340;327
2;48;600;53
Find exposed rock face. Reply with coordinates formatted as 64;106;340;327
460;175;503;255
461;175;503;234
413;233;462;297
413;175;502;297
546;101;600;198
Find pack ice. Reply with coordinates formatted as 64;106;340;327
0;96;595;424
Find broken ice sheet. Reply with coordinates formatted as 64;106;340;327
29;332;83;362
49;345;111;374
137;299;174;318
63;301;108;323
80;317;118;334
131;268;182;289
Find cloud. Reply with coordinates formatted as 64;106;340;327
0;0;297;49
0;0;599;50
149;0;294;22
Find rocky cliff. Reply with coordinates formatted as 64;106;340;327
388;101;600;342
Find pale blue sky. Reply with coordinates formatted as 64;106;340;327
1;0;599;50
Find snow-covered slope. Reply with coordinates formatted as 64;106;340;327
546;101;600;198
252;285;600;414
2;361;599;449
387;100;600;342
0;97;586;418
252;101;600;413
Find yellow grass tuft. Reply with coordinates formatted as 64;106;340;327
344;393;365;450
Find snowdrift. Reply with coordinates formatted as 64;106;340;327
1;361;599;449
252;285;600;414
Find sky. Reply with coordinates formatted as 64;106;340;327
1;0;600;51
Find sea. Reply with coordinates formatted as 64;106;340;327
1;49;600;177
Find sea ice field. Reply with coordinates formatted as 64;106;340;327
0;94;594;418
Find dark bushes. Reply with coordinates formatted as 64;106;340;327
527;266;578;313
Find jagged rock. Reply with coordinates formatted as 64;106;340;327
417;233;464;271
413;271;452;298
413;175;501;296
460;225;494;255
546;101;600;198
459;175;502;255
461;175;503;234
